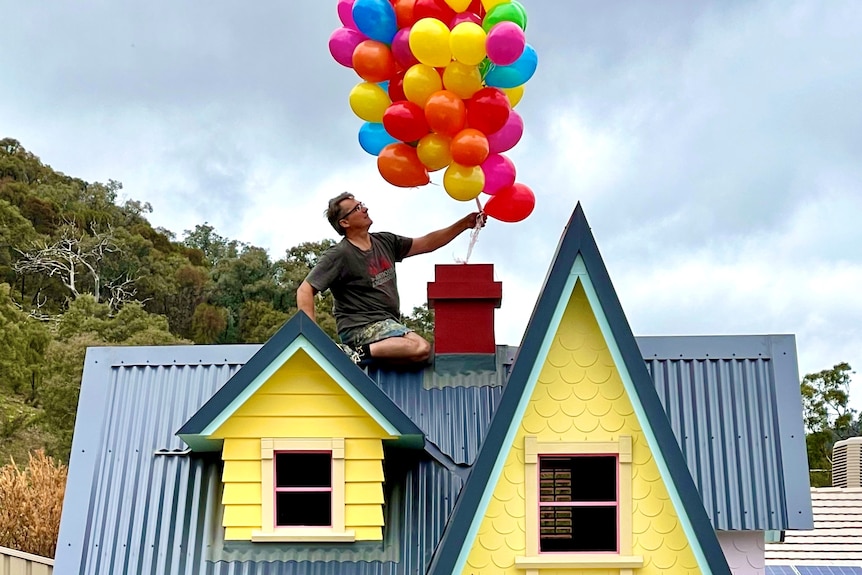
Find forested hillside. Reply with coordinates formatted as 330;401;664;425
0;137;420;464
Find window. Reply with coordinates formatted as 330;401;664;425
539;455;618;552
275;452;332;527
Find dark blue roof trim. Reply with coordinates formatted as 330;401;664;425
176;311;424;441
427;204;731;575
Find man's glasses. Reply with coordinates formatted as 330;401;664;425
340;202;365;220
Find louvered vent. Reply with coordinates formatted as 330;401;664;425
832;437;862;487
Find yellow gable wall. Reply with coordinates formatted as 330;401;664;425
212;350;390;541
464;282;702;575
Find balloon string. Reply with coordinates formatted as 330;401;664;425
456;199;485;264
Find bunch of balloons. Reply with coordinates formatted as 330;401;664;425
329;0;536;223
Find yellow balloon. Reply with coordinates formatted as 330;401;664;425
444;0;471;10
403;64;444;106
450;23;487;66
442;61;483;99
481;0;511;10
417;133;453;172
444;162;484;201
502;85;524;108
348;82;391;123
409;18;452;68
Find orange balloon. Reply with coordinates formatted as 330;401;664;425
424;90;467;137
450;128;489;166
352;40;397;83
377;143;431;187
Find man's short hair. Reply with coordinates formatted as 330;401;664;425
326;192;354;236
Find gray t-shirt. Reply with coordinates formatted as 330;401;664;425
305;232;413;334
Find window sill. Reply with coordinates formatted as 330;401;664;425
251;528;356;543
515;555;644;570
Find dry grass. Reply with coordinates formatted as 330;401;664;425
0;450;67;558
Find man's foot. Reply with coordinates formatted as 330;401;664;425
337;343;373;367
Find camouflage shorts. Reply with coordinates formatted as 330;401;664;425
339;319;413;348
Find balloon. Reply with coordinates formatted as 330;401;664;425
359;122;398;155
483;182;535;222
467;87;510;134
417;133;453;171
328;27;367;68
484;43;537;88
388;70;407;102
487;109;523;153
485;21;525;66
481;0;510;11
391;28;419;69
482;1;526;32
352;40;397;83
443;0;471;10
450;128;490;166
414;0;457;22
450;22;487;66
337;0;358;29
353;0;398;43
480;153;515;194
424;89;467;136
502;85;524;107
349;82;391;122
450;11;482;27
378;143;430;187
442;61;483;99
409;18;452;68
403;63;444;106
393;0;418;28
383;100;430;142
444;162;485;201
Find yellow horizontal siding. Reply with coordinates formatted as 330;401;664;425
222;438;261;460
346;504;385;527
222;460;261;482
223;504;261;526
345;482;385;505
345;459;385;482
225;527;253;541
345;438;384;459
222;482;261;505
215;416;386;439
240;394;368;417
354;526;383;540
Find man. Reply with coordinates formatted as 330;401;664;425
297;192;484;366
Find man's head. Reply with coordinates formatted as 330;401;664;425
326;193;368;236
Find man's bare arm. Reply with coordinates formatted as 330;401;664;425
406;212;484;257
296;280;318;322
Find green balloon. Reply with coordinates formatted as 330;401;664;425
482;2;528;33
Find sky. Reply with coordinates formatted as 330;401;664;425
1;1;860;397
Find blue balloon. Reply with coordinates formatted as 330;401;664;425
484;44;538;89
358;122;398;156
352;0;397;44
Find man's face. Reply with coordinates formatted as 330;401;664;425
339;198;371;229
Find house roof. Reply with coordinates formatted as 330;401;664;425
426;203;731;575
177;311;424;451
766;487;862;567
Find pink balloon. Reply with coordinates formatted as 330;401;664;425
337;0;358;29
391;28;419;69
487;110;523;153
481;154;516;195
450;12;482;27
484;182;535;223
329;27;368;68
486;21;526;66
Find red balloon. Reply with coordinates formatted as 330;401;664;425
393;0;418;28
467;87;511;135
414;0;457;22
450;128;489;166
483;182;535;222
388;71;407;102
468;0;483;15
425;90;467;137
383;100;430;142
378;143;430;187
352;40;397;83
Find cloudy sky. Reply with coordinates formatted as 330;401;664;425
2;1;860;396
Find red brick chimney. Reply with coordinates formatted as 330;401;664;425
427;264;502;368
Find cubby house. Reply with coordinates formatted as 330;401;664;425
55;204;812;575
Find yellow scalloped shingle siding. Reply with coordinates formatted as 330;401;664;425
214;349;389;541
463;282;702;574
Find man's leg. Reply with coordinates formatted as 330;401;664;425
368;332;431;363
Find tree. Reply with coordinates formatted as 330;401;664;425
182;222;242;266
403;303;434;343
801;362;859;487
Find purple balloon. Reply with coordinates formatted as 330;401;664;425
481;154;516;195
337;0;358;29
329;27;367;68
486;21;526;66
488;110;523;154
391;28;419;69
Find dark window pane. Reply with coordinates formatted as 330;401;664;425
540;456;616;502
275;452;331;488
540;506;617;552
276;491;331;526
